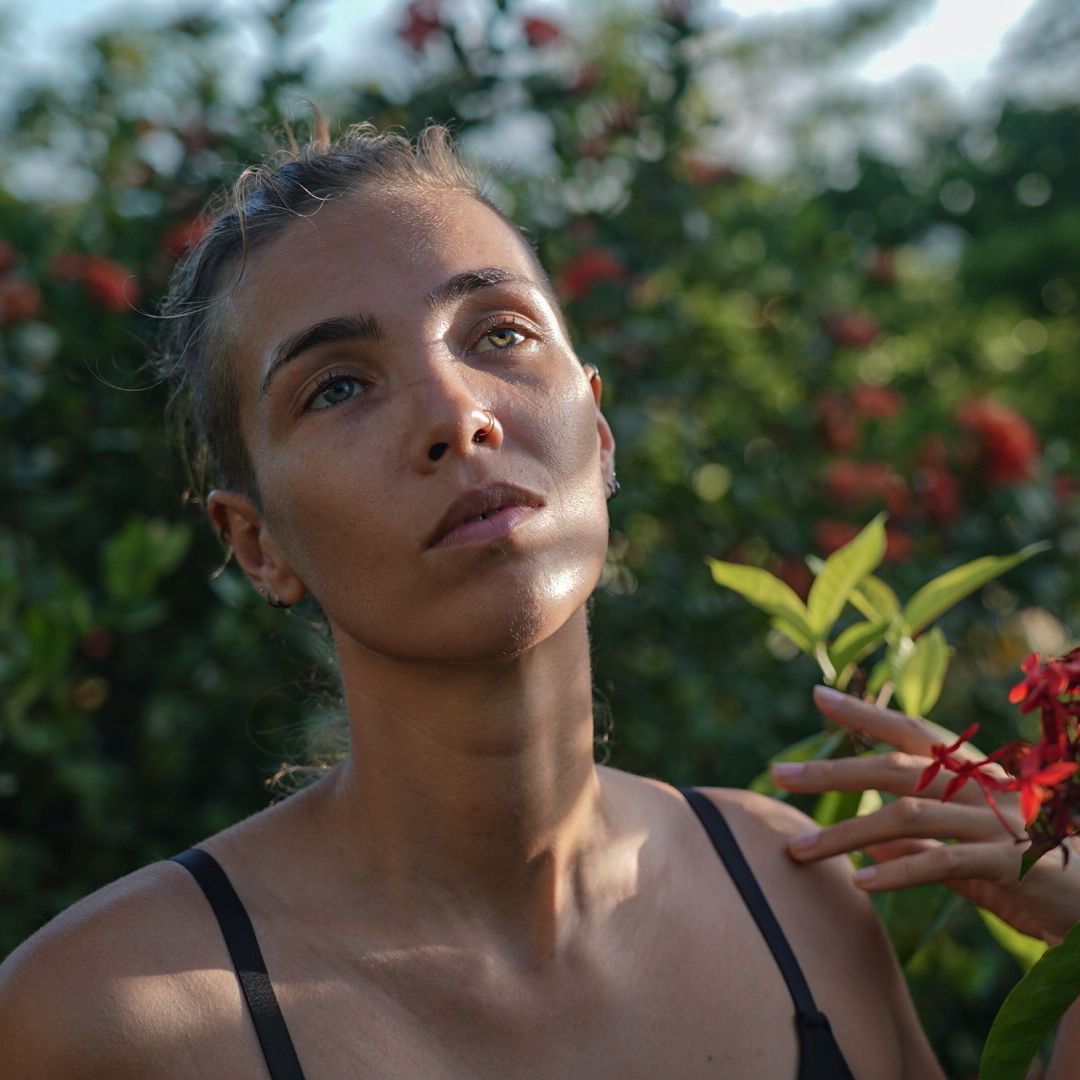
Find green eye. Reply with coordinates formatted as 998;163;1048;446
480;327;526;351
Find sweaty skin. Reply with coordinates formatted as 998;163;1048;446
0;188;942;1079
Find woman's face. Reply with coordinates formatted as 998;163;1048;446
213;185;614;663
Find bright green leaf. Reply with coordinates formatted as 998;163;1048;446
894;628;950;717
980;920;1080;1080
828;619;889;678
903;542;1050;635
806;515;886;640
812;788;862;826
848;575;901;624
706;559;814;646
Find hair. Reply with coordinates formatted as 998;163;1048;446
154;121;554;507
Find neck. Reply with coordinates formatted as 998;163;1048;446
320;607;615;961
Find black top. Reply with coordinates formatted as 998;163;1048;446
170;788;855;1079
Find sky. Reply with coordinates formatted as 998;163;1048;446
0;0;1043;102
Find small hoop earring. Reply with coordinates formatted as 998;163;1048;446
473;409;497;444
606;474;621;501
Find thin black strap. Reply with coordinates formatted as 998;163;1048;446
678;788;855;1080
171;848;307;1080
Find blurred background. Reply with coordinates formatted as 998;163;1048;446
2;0;1078;1071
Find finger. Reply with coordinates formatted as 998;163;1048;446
787;798;1003;862
812;685;983;761
863;838;939;862
772;753;1010;807
848;842;1018;891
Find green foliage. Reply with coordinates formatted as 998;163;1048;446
981;920;1080;1080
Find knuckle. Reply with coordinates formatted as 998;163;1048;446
891;796;923;825
882;751;916;775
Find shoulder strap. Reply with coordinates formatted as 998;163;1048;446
678;788;854;1080
171;848;307;1080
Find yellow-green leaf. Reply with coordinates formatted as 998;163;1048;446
807;515;886;640
828;619;889;679
902;542;1050;634
894;628;950;717
848;575;901;623
707;559;814;645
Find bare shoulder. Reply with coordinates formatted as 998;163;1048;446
0;857;241;1079
696;786;944;1079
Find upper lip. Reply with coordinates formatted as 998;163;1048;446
427;483;543;548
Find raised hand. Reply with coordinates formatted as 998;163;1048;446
771;685;1080;945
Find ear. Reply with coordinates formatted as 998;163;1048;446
207;490;306;606
585;365;616;488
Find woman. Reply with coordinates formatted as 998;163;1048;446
0;124;1076;1078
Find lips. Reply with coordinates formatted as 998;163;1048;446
427;483;543;549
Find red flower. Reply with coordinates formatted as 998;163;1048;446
163;216;212;260
914;463;961;525
815;392;861;453
557;248;625;301
884;526;914;564
398;1;441;51
522;16;562;46
1005;747;1079;826
0;276;44;324
82;257;139;312
824;459;909;515
850;383;902;419
824;312;880;349
956;397;1039;486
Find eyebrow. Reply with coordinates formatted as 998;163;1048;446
259;266;540;399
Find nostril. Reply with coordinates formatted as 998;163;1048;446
428;442;448;462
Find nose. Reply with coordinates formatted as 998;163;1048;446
408;370;504;473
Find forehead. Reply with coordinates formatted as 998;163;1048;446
223;187;538;347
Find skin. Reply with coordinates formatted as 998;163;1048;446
0;185;944;1078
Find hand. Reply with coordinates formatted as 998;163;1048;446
771;685;1080;946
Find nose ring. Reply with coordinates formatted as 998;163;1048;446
473;409;497;444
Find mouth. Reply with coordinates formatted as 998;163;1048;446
427;483;544;549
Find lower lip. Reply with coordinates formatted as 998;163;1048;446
432;505;539;549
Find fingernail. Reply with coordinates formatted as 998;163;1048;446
813;685;847;704
771;762;805;779
790;830;820;850
853;866;878;884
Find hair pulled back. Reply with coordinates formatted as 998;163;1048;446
155;122;509;505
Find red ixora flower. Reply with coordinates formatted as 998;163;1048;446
956;397;1039;487
398;0;442;51
522;16;562;46
556;247;625;302
163;216;212;260
0;276;44;325
52;253;139;312
850;382;903;420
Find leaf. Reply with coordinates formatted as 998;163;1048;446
827;619;889;679
894;628;950;717
706;559;814;647
748;729;844;797
978;909;1047;973
980;919;1080;1080
848;575;901;623
902;542;1051;635
812;788;862;826
876;884;963;967
770;615;815;653
806;514;886;640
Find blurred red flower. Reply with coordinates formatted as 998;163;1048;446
523;16;562;46
771;557;813;601
824;459;909;515
815;392;861;452
824;312;880;349
850;382;902;419
814;519;912;563
83;257;140;312
164;216;212;259
914;463;961;525
0;276;44;324
956;397;1039;486
398;1;441;51
557;248;625;301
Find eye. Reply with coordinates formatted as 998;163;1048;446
306;372;366;411
472;318;532;354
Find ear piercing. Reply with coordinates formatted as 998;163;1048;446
606;474;621;501
259;586;288;609
584;363;600;384
473;409;497;444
